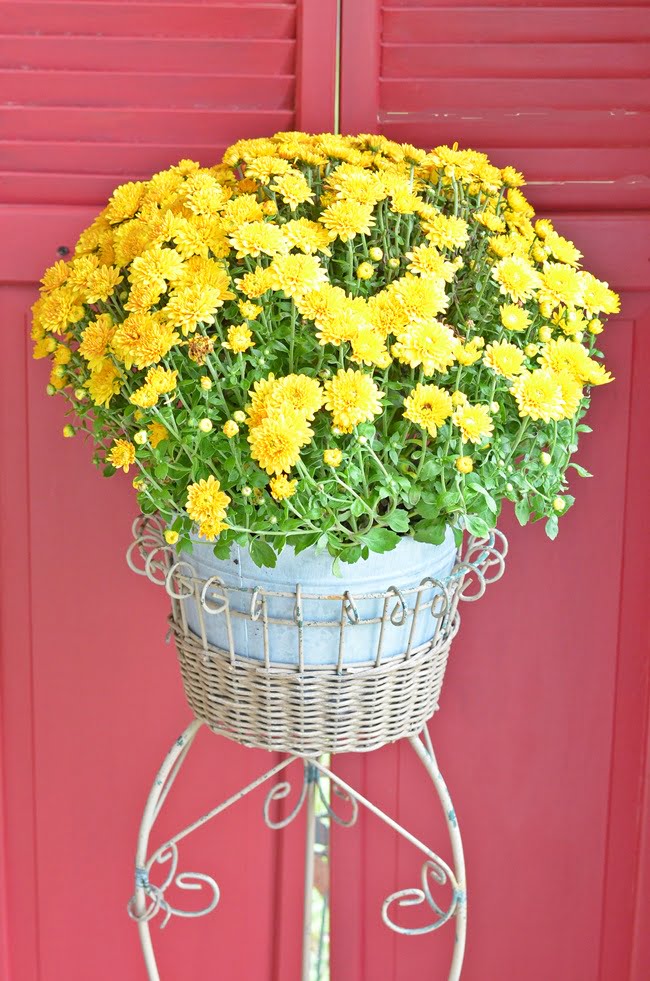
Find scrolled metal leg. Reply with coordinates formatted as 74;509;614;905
128;720;203;981
409;726;467;981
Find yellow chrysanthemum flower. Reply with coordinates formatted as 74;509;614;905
269;474;298;501
82;265;123;304
537;337;592;383
323;369;383;433
248;410;314;474
235;265;275;299
387;273;450;322
105;181;145;224
544;231;582;267
84;360;122;406
79;314;116;371
455;339;483;366
148;421;169;448
553;371;584;419
164;283;226;335
268;374;325;420
146;366;178;394
403;383;453;437
238;300;262;320
40;260;69;293
392;321;457;375
270;171;315;210
582;361;614;386
282;218;332;256
511;369;565;422
268;253;328;299
538;262;584;310
576;272;620;315
319;200;376;242
452;403;494;444
492;255;541;302
112;312;180;369
245;373;279;428
500;304;530;333
224;324;255;353
228;220;289;259
186;475;230;540
483;340;525;380
108;438;136;473
350;327;392;368
405;244;462;281
421;213;469;251
129;384;159;408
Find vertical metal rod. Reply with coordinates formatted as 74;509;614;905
302;763;318;981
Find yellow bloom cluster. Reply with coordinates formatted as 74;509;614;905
30;131;620;548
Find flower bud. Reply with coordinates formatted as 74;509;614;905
74;388;86;401
387;257;400;269
164;529;180;545
62;424;75;438
540;451;552;466
525;343;539;357
369;246;383;262
573;330;584;342
242;486;252;497
233;410;246;423
223;420;239;438
357;434;368;445
539;302;554;318
134;429;148;445
455;455;473;474
588;319;603;335
132;477;145;490
46;384;57;396
200;376;212;390
553;497;566;512
538;326;552;342
356;262;374;280
490;401;499;414
198;417;213;433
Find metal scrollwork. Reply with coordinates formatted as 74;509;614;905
128;841;220;929
382;858;460;936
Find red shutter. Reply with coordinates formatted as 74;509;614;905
341;0;650;210
0;0;337;206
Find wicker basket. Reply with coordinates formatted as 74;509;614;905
128;517;507;755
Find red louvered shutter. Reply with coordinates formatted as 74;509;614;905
0;3;337;979
333;3;650;980
341;0;650;211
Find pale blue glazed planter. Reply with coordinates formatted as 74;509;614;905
179;527;458;667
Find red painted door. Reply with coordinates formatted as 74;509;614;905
0;2;337;979
333;3;650;979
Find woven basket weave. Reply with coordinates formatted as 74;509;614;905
128;517;507;755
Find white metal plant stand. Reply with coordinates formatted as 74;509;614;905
128;722;466;981
126;518;507;979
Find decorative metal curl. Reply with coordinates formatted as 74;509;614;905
381;858;460;936
200;576;229;616
385;585;408;626
128;841;220;929
419;577;451;621
165;561;197;600
316;781;359;828
263;772;309;830
342;590;360;624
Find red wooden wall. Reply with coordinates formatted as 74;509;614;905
1;1;649;980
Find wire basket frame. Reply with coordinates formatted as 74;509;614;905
128;517;507;755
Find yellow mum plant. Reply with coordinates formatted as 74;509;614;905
31;132;619;566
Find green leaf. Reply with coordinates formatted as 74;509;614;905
419;459;441;482
154;462;169;480
568;463;592;478
361;527;400;554
545;515;559;540
412;520;447;545
249;539;277;568
386;509;410;533
293;533;320;555
212;540;231;560
576;424;592;433
515;500;530;526
465;514;490;538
